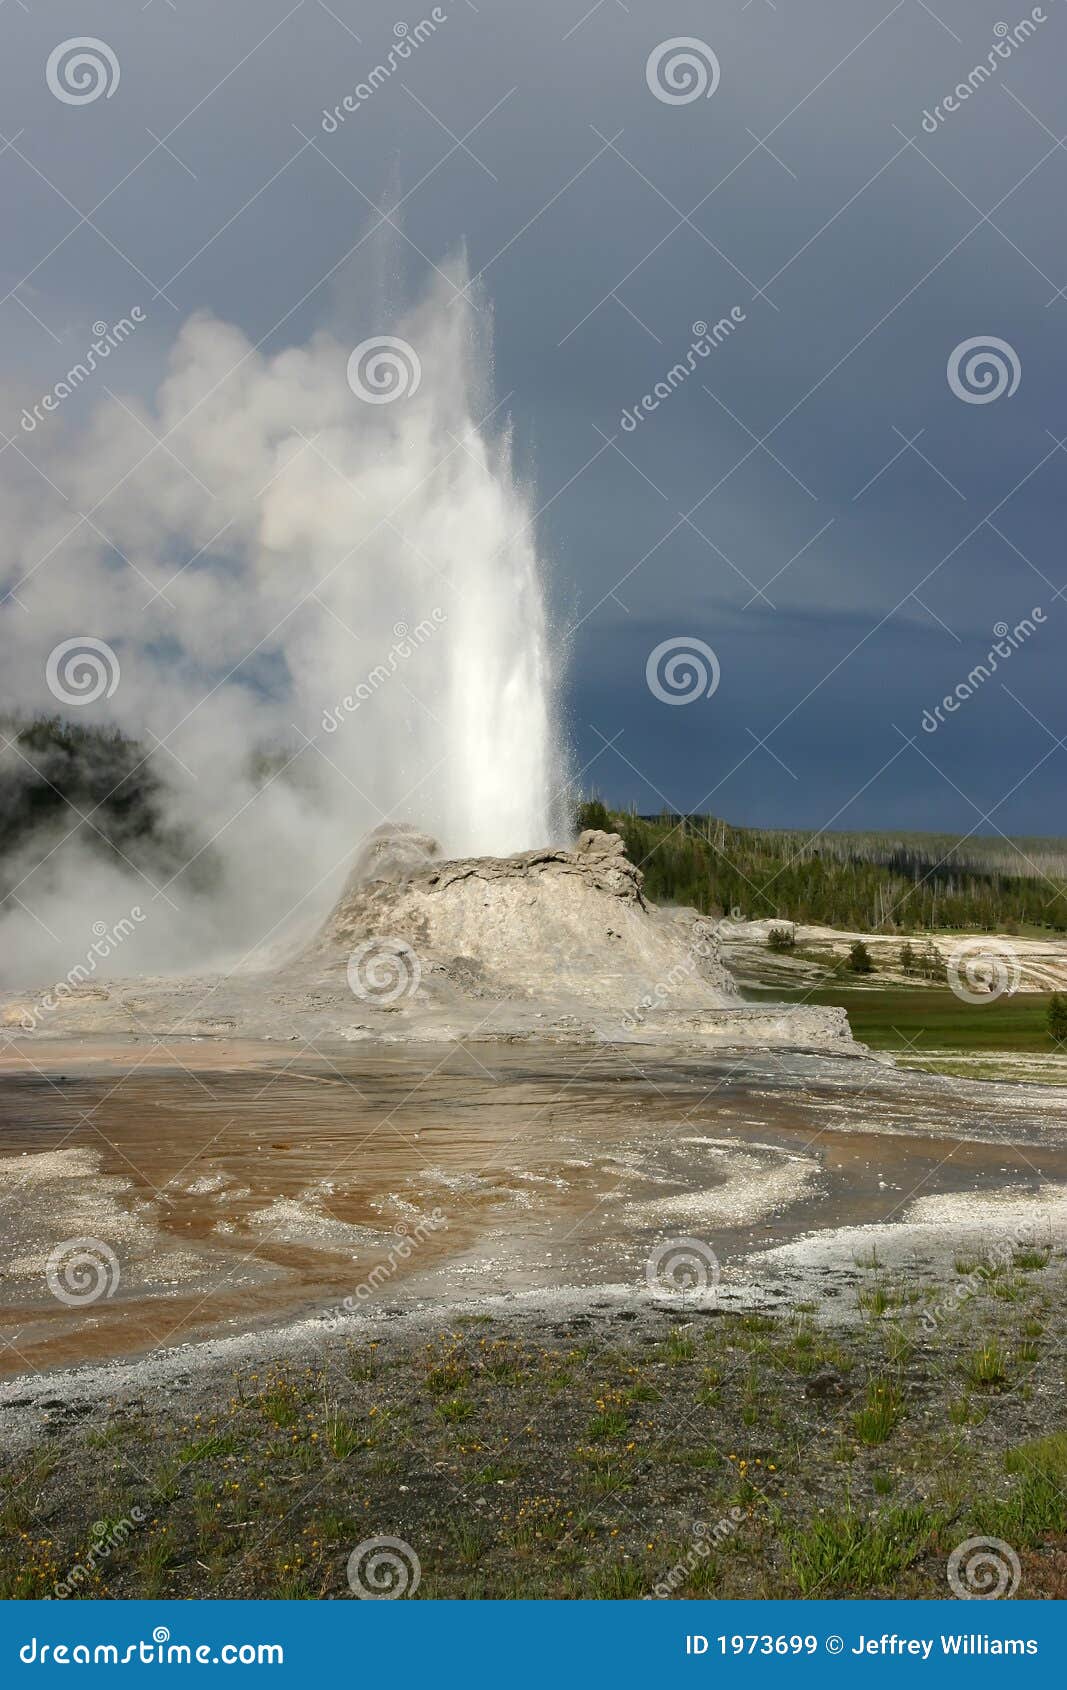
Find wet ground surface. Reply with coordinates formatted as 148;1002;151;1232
2;1039;1067;1377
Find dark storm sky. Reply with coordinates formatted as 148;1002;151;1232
3;0;1066;835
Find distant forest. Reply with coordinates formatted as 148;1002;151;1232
577;801;1067;935
0;715;201;901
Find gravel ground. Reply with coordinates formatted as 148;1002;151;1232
2;1246;1065;1601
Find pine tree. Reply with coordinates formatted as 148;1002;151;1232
848;940;874;974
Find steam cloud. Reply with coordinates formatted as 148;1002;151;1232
0;253;568;987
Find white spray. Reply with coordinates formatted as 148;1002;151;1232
0;256;569;986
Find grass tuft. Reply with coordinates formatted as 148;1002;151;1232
852;1378;903;1445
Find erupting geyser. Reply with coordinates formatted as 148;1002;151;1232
304;260;567;859
0;249;569;982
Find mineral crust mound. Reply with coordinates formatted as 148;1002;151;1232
0;826;861;1052
305;827;737;1014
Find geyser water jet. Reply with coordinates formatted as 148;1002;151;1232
0;252;569;985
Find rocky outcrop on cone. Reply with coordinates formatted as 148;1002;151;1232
305;826;737;1014
348;822;440;886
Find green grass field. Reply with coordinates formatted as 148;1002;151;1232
744;986;1067;1081
778;988;1057;1052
